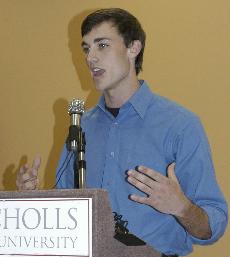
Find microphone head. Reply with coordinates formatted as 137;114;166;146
68;99;85;115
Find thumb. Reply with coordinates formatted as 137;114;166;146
167;163;179;184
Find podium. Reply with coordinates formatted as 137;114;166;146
0;189;161;257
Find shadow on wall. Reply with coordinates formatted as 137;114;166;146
41;9;103;187
2;156;28;190
42;9;103;187
42;98;69;189
67;9;100;109
2;99;70;190
2;9;102;190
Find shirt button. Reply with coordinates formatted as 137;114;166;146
110;152;115;158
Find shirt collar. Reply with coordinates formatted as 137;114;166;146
97;80;154;119
128;80;154;119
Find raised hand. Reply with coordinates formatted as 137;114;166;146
127;163;189;216
16;156;41;190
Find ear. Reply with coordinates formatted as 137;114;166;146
127;40;142;59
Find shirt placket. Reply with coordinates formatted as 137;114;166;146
101;121;120;191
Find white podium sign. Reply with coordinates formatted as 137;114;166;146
0;197;92;257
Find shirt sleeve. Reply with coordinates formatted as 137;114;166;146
172;116;228;245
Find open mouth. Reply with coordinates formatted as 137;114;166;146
91;67;105;78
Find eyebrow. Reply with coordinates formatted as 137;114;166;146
81;37;111;47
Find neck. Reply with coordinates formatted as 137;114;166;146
104;77;140;108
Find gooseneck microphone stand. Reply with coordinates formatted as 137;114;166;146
68;99;86;189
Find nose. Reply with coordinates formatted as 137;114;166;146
86;48;98;64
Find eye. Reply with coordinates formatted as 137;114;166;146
82;46;90;54
98;43;109;49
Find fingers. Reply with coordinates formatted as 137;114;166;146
129;194;149;205
127;164;181;214
31;155;41;176
127;174;154;195
16;156;41;190
138;166;169;183
127;166;164;196
32;155;41;169
18;163;29;175
17;176;38;190
127;165;168;187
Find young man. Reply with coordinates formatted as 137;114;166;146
17;8;228;257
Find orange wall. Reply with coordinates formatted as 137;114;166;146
0;1;229;256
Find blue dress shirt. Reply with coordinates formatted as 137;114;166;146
56;81;228;256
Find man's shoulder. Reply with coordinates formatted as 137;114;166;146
147;92;202;130
153;93;197;117
140;81;200;122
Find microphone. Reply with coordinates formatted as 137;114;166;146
68;99;85;151
68;99;86;188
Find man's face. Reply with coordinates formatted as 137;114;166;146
81;22;132;92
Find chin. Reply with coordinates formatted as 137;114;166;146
94;82;106;92
94;80;109;91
